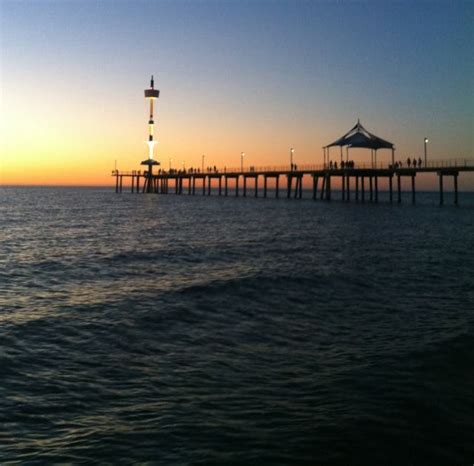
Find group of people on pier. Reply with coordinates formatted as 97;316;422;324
328;160;356;170
390;157;424;169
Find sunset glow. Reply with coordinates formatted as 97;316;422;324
0;0;472;188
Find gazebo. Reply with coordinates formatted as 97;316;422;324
323;120;395;168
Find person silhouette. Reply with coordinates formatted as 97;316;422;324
407;157;411;167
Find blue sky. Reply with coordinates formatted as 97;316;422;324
1;0;473;184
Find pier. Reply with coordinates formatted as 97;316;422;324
113;158;474;205
117;84;472;205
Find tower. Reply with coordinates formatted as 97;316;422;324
141;75;160;192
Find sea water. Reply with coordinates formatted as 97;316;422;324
1;187;473;464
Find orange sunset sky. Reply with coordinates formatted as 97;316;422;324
0;1;472;188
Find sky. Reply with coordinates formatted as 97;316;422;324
0;0;473;187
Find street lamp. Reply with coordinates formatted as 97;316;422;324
290;148;294;170
241;152;245;172
424;138;429;167
202;154;205;173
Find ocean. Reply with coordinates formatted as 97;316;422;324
1;186;473;464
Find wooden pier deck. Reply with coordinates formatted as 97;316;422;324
113;158;474;205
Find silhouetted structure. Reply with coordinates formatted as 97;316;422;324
141;76;160;193
114;159;473;206
324;120;395;168
113;83;472;205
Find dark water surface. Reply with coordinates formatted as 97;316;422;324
1;187;473;464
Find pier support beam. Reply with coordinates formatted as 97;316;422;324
219;177;222;196
389;175;393;203
136;176;140;193
115;174;119;193
355;176;359;201
342;174;346;201
275;175;279;198
361;176;365;202
454;174;458;205
264;176;267;198
313;176;318;200
411;174;416;204
255;176;258;197
287;176;292;199
236;177;239;196
439;174;444;205
369;176;373;202
374;176;378;203
320;176;326;200
243;176;247;197
397;174;401;203
346;175;350;202
326;175;331;201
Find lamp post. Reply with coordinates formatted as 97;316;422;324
241;152;245;172
290;148;294;170
424;138;429;167
202;154;205;173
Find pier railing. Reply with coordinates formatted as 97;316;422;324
113;158;473;176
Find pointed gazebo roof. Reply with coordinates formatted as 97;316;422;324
326;120;394;150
